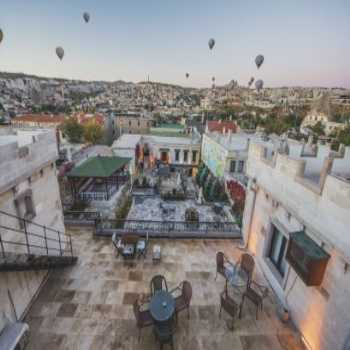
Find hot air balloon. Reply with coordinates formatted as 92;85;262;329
83;12;90;23
56;47;64;61
248;77;255;87
212;76;215;83
255;79;264;91
0;29;3;44
208;38;215;50
186;73;190;79
255;55;264;69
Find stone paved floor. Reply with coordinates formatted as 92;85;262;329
25;228;305;350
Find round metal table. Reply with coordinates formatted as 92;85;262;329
149;291;175;322
225;264;249;292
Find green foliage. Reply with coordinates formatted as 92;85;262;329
199;167;209;187
61;117;84;143
185;208;199;222
203;176;213;200
308;121;325;137
337;126;350;146
114;195;132;228
84;120;103;144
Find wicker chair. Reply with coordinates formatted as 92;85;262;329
171;280;192;321
219;289;239;327
133;300;154;341
150;275;168;296
239;281;268;320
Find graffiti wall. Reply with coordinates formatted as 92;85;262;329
202;135;226;178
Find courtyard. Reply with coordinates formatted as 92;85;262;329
24;228;305;350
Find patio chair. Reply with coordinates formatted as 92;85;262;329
215;251;231;280
153;316;176;350
136;232;149;259
121;235;139;259
219;289;239;327
111;232;124;257
238;253;255;283
133;299;154;341
239;281;269;320
150;275;168;295
170;280;192;321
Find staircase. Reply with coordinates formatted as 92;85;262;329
0;210;77;272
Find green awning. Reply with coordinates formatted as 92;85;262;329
67;156;131;178
289;231;330;260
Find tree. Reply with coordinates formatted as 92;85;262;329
84;120;103;144
61;117;84;143
337;126;350;146
309;121;325;137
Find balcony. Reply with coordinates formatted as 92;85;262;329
24;227;305;350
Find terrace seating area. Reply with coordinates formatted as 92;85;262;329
24;227;305;350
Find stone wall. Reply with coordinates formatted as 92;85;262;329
242;143;350;350
0;129;65;322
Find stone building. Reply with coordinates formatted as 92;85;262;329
0;128;66;322
115;113;153;135
242;140;350;350
112;132;201;176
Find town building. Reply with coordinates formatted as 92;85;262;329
242;140;350;350
114;113;153;135
205;120;238;134
112;132;201;176
0;128;67;322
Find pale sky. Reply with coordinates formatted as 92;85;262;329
0;0;349;88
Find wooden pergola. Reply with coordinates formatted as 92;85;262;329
67;156;131;201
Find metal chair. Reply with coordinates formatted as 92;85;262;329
215;251;231;280
219;288;239;330
239;281;268;320
238;253;255;282
133;299;154;341
171;280;192;321
136;232;149;259
150;275;168;296
153;316;176;350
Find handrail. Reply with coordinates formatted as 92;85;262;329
0;210;71;238
0;210;74;259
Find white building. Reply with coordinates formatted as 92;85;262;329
112;133;201;176
242;140;350;350
0;128;66;322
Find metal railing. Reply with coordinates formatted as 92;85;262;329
95;219;241;238
64;211;100;226
0;210;74;259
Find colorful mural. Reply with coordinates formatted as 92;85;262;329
202;136;226;178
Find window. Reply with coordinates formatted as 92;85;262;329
183;150;188;162
192;151;197;163
175;149;180;162
237;160;244;173
230;160;236;173
269;226;288;277
138;121;140;127
14;189;36;223
129;120;132;127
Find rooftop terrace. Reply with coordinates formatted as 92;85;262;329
24;228;304;350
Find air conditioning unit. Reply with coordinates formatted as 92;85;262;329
286;231;330;286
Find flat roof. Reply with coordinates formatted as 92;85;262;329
67;156;131;178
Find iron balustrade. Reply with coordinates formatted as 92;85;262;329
95;219;241;238
0;210;74;259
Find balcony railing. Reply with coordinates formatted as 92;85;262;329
95;219;241;239
0;210;74;259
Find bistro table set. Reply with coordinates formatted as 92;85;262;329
216;251;269;326
133;275;192;349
